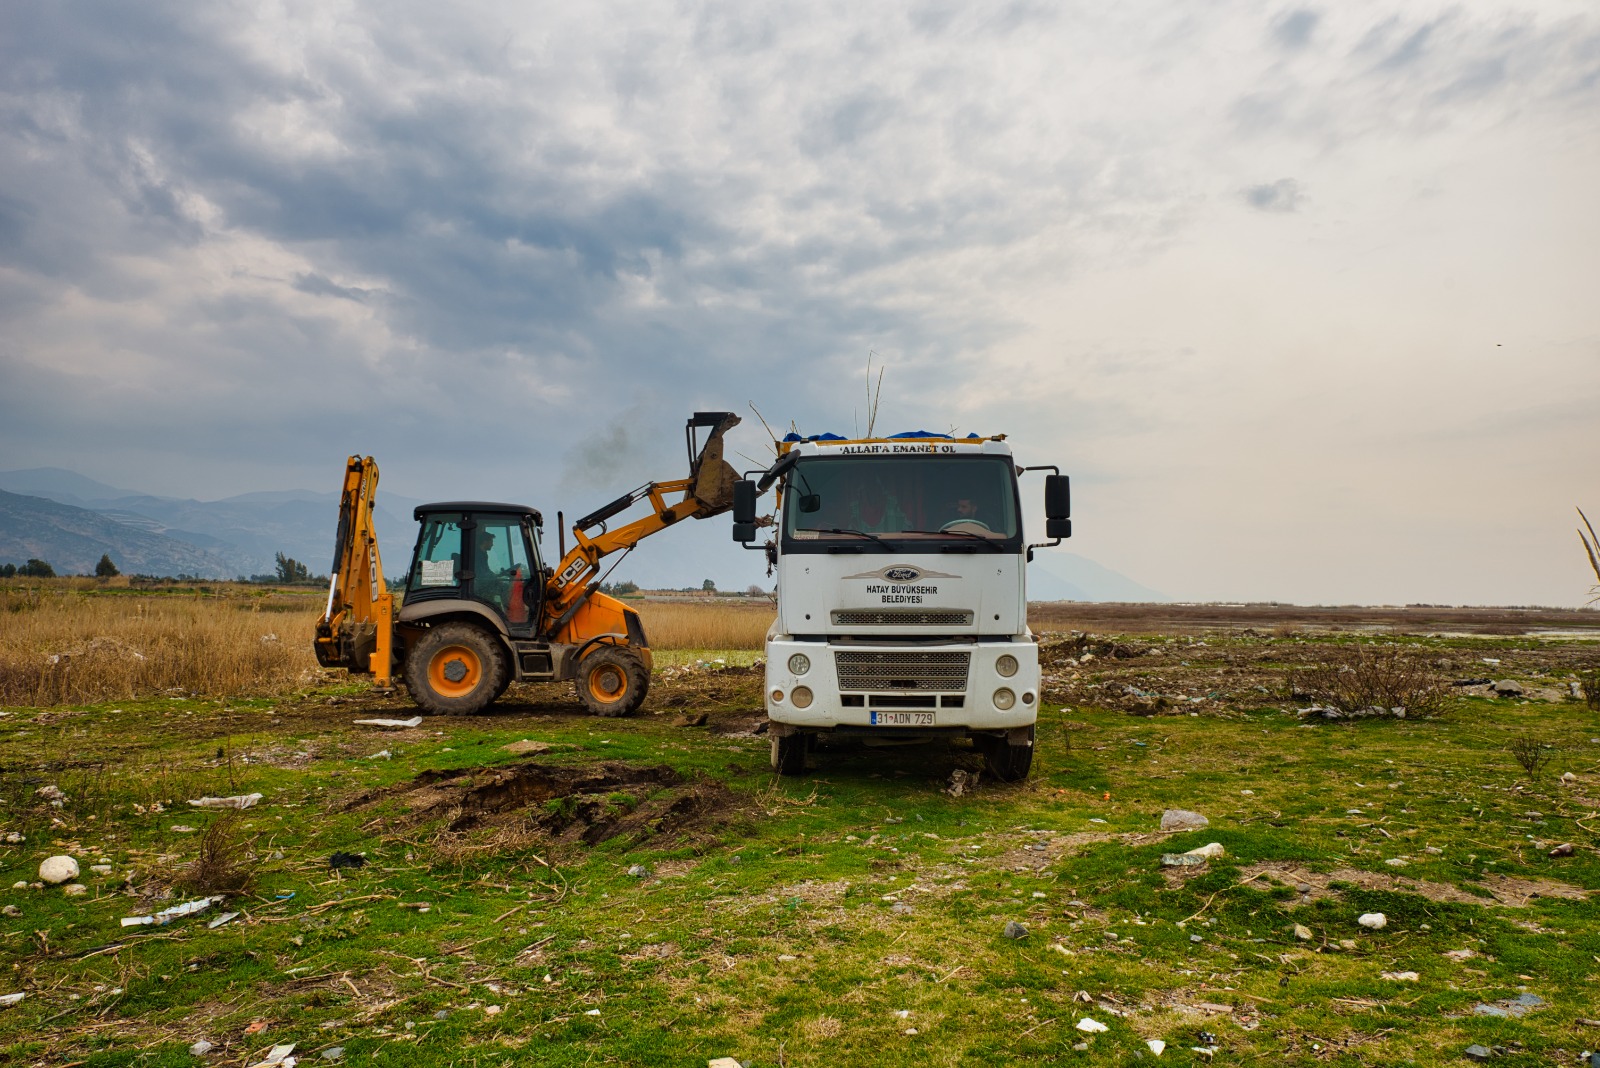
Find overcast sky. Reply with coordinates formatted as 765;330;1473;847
3;0;1597;604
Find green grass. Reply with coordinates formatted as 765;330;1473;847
1;631;1598;1067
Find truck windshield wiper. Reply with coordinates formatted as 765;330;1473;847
812;527;892;548
900;529;1004;550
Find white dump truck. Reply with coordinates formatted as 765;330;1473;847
732;431;1070;780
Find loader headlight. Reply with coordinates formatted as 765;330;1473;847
788;653;811;676
791;686;814;709
993;687;1016;710
996;654;1018;678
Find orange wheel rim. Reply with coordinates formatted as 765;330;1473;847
587;663;627;702
428;644;482;698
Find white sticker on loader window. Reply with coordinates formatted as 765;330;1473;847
419;560;455;586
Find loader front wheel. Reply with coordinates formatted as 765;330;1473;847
577;646;649;717
405;623;507;716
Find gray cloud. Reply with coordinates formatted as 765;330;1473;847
1272;8;1321;49
1243;177;1305;212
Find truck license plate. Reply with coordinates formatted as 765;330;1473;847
870;711;935;726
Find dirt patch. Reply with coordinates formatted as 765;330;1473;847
351;759;752;850
1238;863;1592;908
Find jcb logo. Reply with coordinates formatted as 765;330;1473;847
555;559;586;588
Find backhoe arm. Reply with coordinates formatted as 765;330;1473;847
313;455;394;686
544;413;740;630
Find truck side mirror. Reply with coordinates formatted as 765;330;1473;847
1045;474;1070;520
1047;517;1072;540
732;479;757;542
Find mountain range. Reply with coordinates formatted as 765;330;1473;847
0;466;1167;600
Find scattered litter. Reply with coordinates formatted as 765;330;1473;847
245;1043;296;1068
320;1049;344;1062
275;893;296;901
244;1020;269;1034
1549;843;1575;857
1357;912;1387;930
1076;1018;1108;1033
1464;1044;1494;1062
365;750;392;760
777;954;797;962
4;833;24;844
63;883;87;896
945;768;972;798
626;865;652;878
353;716;424;729
1444;949;1477;962
35;785;66;802
894;1009;912;1019
1561;771;1577;783
208;912;240;929
0;992;25;1008
1293;924;1313;941
39;855;79;884
584;1008;601;1016
1474;993;1544;1018
1003;921;1029;939
328;852;366;870
190;1039;214;1055
708;1060;742;1068
398;902;432;912
484;1005;502;1016
501;739;552;754
1380;971;1419;981
188;793;263;810
1;906;19;918
171;825;197;833
121;896;222;927
1160;841;1223;868
1147;1039;1166;1056
1384;858;1409;867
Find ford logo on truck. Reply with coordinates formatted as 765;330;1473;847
883;567;921;582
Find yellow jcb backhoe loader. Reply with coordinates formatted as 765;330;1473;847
313;412;740;716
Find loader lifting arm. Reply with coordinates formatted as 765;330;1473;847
542;412;740;639
312;456;394;687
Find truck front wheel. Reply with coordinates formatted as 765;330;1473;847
576;646;649;717
979;725;1035;782
405;622;508;716
771;731;807;775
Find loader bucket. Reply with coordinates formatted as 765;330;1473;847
686;411;741;517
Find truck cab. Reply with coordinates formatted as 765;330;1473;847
735;432;1070;780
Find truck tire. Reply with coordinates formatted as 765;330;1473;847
771;731;807;775
980;725;1035;783
405;622;508;716
576;646;649;717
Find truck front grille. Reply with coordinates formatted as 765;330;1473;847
834;650;971;692
831;609;974;627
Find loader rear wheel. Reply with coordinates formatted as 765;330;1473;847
577;646;649;717
405;623;508;716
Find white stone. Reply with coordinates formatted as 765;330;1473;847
1358;912;1387;930
1076;1018;1109;1033
39;856;79;884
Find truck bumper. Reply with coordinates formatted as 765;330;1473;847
765;638;1039;732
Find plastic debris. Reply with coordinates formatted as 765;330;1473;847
1357;912;1387;930
365;750;392;760
0;992;25;1008
1549;843;1575;857
39;855;79;884
208;912;240;929
245;1043;296;1068
190;1039;214;1055
1143;1038;1165;1056
352;716;424;729
320;1048;344;1062
121;896;222;927
188;793;263;810
1076;1018;1108;1033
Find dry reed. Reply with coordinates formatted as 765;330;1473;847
631;599;772;651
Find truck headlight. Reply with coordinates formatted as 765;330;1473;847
993;687;1016;710
996;654;1018;678
788;653;811;676
791;686;814;708
771;689;785;704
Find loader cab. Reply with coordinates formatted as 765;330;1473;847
405;503;545;635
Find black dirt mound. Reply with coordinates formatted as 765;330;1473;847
352;759;749;850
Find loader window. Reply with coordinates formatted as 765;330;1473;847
471;519;534;622
409;517;463;591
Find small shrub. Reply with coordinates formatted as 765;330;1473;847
1578;667;1600;712
1507;734;1554;779
173;813;256;895
1294;644;1450;717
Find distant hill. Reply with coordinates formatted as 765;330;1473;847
0;468;420;579
0;489;238;577
1027;552;1168;603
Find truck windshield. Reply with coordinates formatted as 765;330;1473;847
783;456;1019;543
